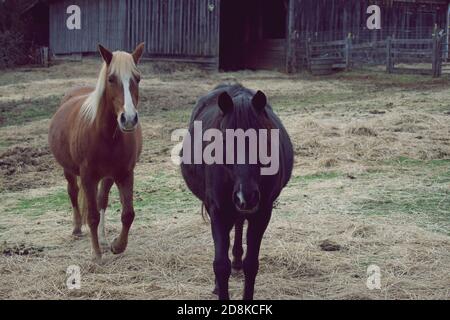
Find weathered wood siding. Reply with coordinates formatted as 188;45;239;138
128;0;220;61
49;0;450;72
294;0;449;42
286;0;450;72
49;0;220;67
49;0;128;54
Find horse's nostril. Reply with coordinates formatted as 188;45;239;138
133;113;139;124
120;113;126;124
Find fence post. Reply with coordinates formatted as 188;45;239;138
432;34;436;77
439;35;443;77
436;34;443;77
386;36;392;73
42;47;49;68
432;33;442;78
305;37;311;72
345;33;352;70
38;47;49;68
286;0;297;74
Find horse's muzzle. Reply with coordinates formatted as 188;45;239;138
233;188;260;214
118;112;139;132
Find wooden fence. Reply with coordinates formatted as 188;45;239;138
386;37;443;77
301;34;445;77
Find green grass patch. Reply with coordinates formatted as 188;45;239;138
351;159;450;233
143;102;191;123
4;172;198;221
0;139;14;150
291;171;341;185
271;91;365;111
385;156;450;168
336;69;450;89
356;189;449;217
105;172;198;221
0;95;60;127
6;189;70;218
434;168;450;184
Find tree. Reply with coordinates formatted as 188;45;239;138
0;0;35;68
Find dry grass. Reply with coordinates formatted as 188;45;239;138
1;61;450;300
1;211;449;300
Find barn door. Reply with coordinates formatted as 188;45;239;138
219;0;290;71
128;0;220;69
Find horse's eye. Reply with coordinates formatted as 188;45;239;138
136;76;141;84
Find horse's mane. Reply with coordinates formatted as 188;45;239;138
80;52;139;124
80;63;107;123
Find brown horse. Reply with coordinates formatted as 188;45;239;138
49;43;145;262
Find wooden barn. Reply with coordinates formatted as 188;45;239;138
44;0;450;72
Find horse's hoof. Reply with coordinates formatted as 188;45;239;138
72;229;83;238
232;259;243;271
212;286;218;295
110;238;126;255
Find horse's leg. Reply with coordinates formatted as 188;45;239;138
242;208;272;300
64;170;82;237
232;217;244;271
97;177;114;250
210;209;234;300
111;172;135;255
80;173;102;262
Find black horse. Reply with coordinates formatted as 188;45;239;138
180;84;294;300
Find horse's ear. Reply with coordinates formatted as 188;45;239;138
218;92;234;114
252;90;267;112
98;44;113;65
132;42;145;64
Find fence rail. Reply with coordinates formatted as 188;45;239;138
299;33;445;77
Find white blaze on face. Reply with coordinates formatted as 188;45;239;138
236;184;245;206
109;51;140;129
122;76;137;120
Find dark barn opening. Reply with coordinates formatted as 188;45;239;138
219;0;288;71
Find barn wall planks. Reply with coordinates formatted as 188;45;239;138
50;0;127;54
49;0;220;68
128;0;219;58
293;0;449;43
287;0;450;72
49;0;450;72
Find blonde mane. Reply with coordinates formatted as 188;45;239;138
80;51;140;124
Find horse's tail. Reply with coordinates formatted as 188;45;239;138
201;203;210;223
77;180;89;225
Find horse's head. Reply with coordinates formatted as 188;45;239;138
98;43;144;132
218;89;269;214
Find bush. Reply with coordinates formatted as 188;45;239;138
0;31;29;69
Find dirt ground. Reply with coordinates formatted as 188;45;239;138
0;60;450;300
